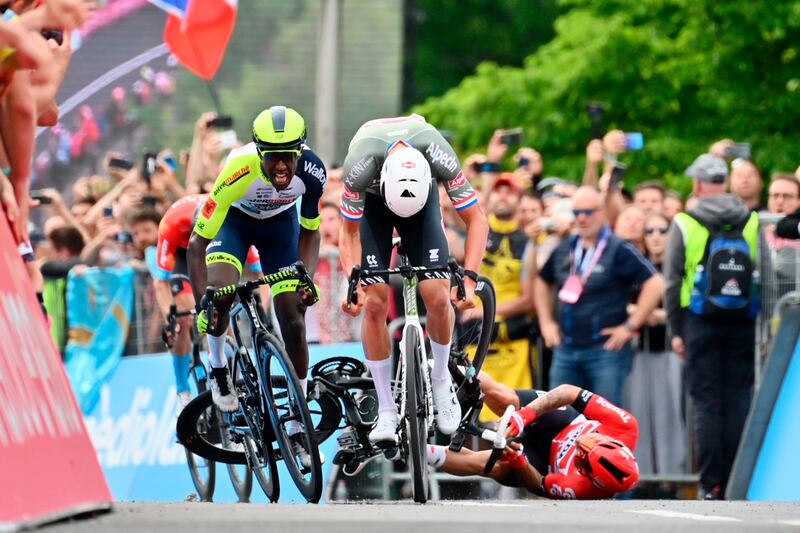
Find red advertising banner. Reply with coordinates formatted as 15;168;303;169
0;220;112;530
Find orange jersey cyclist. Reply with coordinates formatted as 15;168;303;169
187;106;325;422
338;114;488;446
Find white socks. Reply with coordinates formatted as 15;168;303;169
427;444;447;468
207;334;227;369
300;377;308;398
366;357;396;414
430;339;452;382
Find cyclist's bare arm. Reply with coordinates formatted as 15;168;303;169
523;384;582;415
153;278;174;318
338;218;361;279
437;446;544;494
478;370;522;416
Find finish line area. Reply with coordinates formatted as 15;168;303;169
46;500;800;533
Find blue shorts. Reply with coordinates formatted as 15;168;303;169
205;207;300;294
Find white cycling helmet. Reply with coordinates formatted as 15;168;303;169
380;146;432;218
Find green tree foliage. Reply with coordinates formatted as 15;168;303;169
413;0;800;193
404;0;558;107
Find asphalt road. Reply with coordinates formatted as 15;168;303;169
46;500;800;533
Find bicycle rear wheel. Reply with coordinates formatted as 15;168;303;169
260;333;323;503
184;365;216;501
404;327;429;504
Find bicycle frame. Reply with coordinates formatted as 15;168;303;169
396;260;434;446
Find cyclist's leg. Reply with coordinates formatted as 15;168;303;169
203;213;249;411
171;253;196;400
359;194;397;443
398;186;461;433
398;184;454;380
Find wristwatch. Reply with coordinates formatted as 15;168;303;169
463;269;479;283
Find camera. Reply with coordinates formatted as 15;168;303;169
115;231;133;244
206;115;234;129
30;190;52;205
609;162;627;189
501;128;523;145
109;157;134;171
624;132;644;151
724;142;751;160
142;152;158;184
540;217;556;233
40;29;64;46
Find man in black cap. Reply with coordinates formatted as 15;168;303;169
664;153;760;500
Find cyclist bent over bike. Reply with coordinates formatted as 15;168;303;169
339;114;488;445
188;106;325;413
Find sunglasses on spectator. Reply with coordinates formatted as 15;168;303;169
645;227;669;235
572;208;598;217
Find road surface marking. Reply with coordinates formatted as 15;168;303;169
629;510;741;522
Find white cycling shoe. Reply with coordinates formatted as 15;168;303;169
369;410;400;446
209;366;239;412
432;377;461;435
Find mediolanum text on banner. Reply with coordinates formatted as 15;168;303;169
0;219;112;531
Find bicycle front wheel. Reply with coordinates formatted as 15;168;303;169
404;327;429;504
259;333;323;503
222;337;253;502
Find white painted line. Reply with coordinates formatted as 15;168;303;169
777;520;800;527
436;501;528;508
629;510;741;522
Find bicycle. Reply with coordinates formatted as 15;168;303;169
164;275;253;503
176;262;324;503
342;241;497;503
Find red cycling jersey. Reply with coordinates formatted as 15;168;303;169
157;194;260;273
543;392;638;500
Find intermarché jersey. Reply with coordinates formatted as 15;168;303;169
154;194;260;278
340;114;477;221
532;390;638;500
193;143;326;239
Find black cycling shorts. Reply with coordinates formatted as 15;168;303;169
206;207;300;295
359;186;450;285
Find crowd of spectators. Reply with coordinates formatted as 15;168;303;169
4;3;800;498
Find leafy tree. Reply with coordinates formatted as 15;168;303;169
413;0;800;194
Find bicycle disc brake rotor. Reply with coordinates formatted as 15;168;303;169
311;356;367;382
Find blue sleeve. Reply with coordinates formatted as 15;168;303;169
145;246;171;281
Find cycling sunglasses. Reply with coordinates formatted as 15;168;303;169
572;208;598;217
260;150;300;163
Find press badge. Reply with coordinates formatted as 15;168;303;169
558;274;583;304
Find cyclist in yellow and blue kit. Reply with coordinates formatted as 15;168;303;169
187;106;325;414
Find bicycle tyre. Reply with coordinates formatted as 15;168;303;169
184;365;216;501
259;333;323;503
233;345;279;502
177;391;248;464
405;327;429;504
221;336;254;502
217;414;253;502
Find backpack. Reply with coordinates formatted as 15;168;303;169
688;220;758;318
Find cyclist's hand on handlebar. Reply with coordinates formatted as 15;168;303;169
298;284;317;307
452;276;477;311
161;322;180;348
507;406;537;439
196;308;210;334
341;288;364;317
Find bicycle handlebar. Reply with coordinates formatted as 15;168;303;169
211;261;319;304
482;405;516;474
345;257;466;308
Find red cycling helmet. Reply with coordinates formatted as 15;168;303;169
585;438;639;493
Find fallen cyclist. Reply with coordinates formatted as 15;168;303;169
427;374;640;499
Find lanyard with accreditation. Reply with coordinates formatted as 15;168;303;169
558;226;611;304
